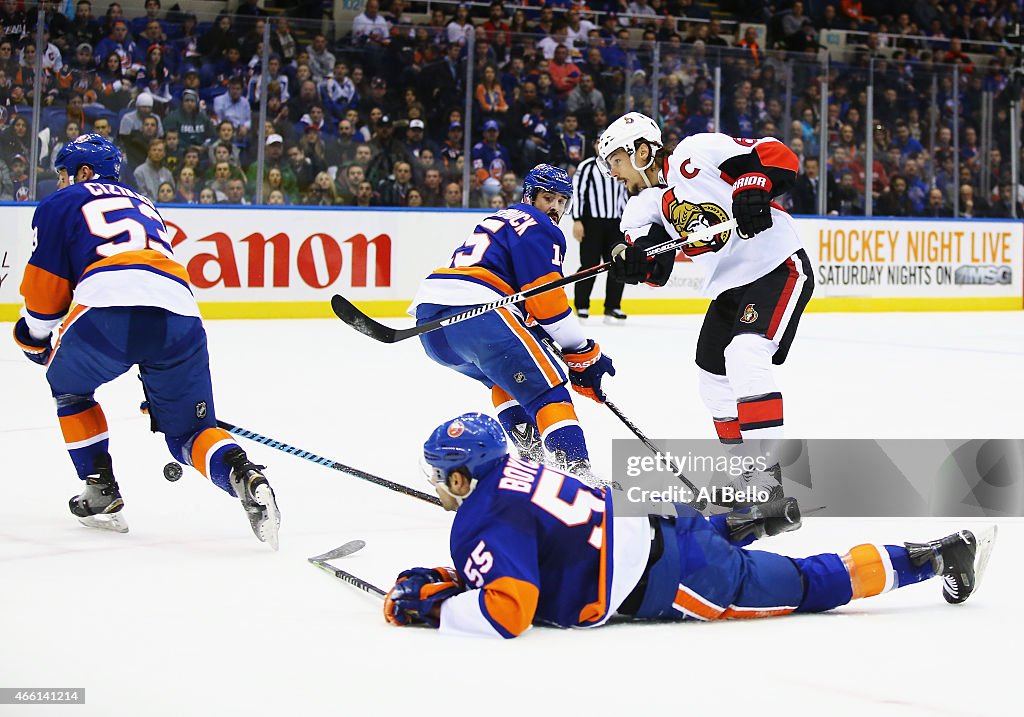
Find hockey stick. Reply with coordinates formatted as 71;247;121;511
540;339;709;511
603;398;708;512
308;541;387;598
331;218;739;344
216;420;443;507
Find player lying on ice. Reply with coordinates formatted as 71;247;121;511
383;413;997;638
12;134;280;549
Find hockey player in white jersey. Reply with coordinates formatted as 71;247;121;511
597;113;814;507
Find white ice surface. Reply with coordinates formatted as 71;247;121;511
1;311;1022;716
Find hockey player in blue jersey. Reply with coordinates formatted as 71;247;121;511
408;164;615;480
12;134;281;549
382;413;997;638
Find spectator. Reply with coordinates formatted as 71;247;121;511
549;112;588;169
472;119;512;183
377;160;415;206
424;43;466;125
481;2;512;61
442;181;462;208
286;143;316;192
288;79;322;123
156;180;175;204
162;129;181;174
737;26;762;66
402;118;439;160
903;158;928;214
271;16;297;64
245;133;296;192
67;1;100;51
547;44;582;98
325;118;359;170
207;121;242;166
922;187;952;217
420;167;445;206
406;187;424;207
164;88;215;149
877;174;914;216
303;171;343;206
958;183;989;218
296;104;331;136
128;0;164;41
260;166;292;204
95;51;132;111
352;179;379;207
198;186;217;204
199;13;236;65
892;121;924;160
119;92;163;139
212;77;252;139
122;113;160;166
790;156;824;215
841;0;876;29
94;18;137;72
224;176;251;205
307;34;335;83
48;121;81;173
475;63;509;122
266;188;287;205
337;163;365;203
91;116;113;139
988;184;1018;219
352;0;391;76
830;172;863;215
366;114;412;186
133;138;173;201
175;165;200;204
321;61;358;121
446;4;474;47
565;73;605;135
234;0;268;35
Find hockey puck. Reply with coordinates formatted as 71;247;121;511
163;462;183;482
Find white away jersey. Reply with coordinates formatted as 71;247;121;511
620;133;802;298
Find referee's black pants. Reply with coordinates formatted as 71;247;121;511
574;217;625;312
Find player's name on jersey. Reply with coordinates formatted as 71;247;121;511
621;484;773;506
80;181;156;206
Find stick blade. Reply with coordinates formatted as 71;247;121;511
331;295;398;343
309;539;366;563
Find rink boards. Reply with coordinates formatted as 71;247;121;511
1;204;1021;319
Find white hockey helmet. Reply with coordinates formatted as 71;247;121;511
596;112;663;178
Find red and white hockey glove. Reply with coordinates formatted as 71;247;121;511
564;339;615;403
383;566;464;628
732;173;773;239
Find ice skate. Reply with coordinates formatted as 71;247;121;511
724;497;801;542
603;308;627;325
508;422;545;463
69;453;128;533
905;526;998;604
712;462;783;509
225;447;281;551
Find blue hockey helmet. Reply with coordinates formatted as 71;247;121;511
423;413;508;495
54;133;123;181
522;163;572;203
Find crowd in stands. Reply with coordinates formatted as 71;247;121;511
0;0;1019;217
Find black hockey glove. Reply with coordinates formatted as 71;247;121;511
13;318;52;366
732;173;773;239
609;226;676;287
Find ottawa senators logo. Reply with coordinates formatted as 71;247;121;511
661;189;731;257
740;304;758;323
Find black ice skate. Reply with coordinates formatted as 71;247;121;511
509;422;545;463
225;447;281;551
712;462;783;509
69;452;128;533
603;308;627;325
905;526;998;605
724;497;802;543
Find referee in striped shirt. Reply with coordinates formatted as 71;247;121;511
571;151;629;322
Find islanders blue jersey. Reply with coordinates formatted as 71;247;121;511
20;180;198;335
471;141;512;181
438;456;650;638
409;202;585;347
